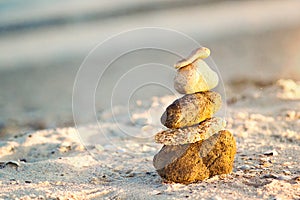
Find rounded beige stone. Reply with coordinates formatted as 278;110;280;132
174;59;219;94
175;47;210;69
155;117;226;145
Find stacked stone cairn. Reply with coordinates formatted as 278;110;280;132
153;47;236;184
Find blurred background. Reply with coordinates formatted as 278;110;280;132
0;0;300;137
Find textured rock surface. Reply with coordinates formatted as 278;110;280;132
174;60;219;94
153;130;236;184
155;117;226;145
161;91;222;128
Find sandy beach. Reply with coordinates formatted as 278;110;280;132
1;1;300;199
0;78;299;199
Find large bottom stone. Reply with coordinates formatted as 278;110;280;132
153;130;236;184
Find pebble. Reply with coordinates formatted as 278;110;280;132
261;174;278;179
282;161;292;166
277;175;291;181
161;91;222;128
150;190;163;195
153;130;236;184
58;144;71;153
293;176;300;182
155;117;226;145
238;165;252;171
259;157;270;163
174;47;210;69
263;150;278;156
116;148;126;153
174;60;219;94
103;144;115;151
0;161;20;169
19;158;27;162
125;172;136;178
94;144;104;152
261;174;292;181
283;170;291;175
